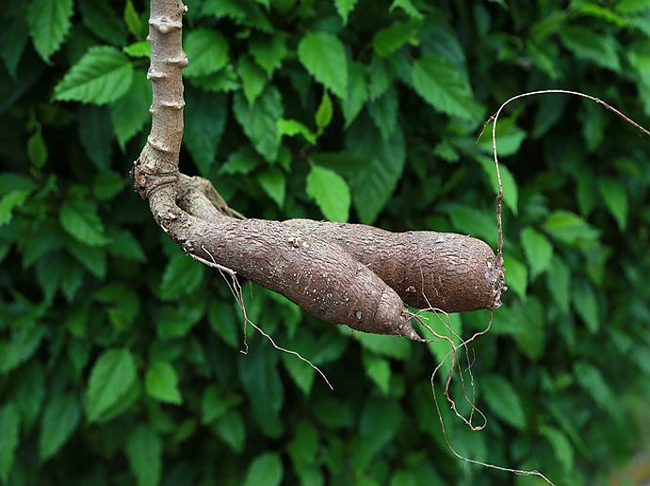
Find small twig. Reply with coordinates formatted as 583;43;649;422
479;89;650;265
188;251;236;276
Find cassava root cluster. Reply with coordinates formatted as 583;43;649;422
135;171;505;341
134;0;506;342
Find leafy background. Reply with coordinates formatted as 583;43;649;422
1;0;650;485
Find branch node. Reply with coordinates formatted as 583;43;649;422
147;136;173;154
146;68;166;81
160;100;185;110
132;161;179;200
149;17;182;34
167;53;189;67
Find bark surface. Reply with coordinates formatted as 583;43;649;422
134;0;506;341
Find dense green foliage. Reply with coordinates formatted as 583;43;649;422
2;0;650;484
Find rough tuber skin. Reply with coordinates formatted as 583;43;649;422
134;0;506;342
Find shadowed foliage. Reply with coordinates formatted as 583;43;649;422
1;1;650;485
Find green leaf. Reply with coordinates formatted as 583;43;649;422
315;90;333;131
94;284;140;330
310;152;371;178
66;241;105;282
93;170;125;201
27;131;48;168
238;346;284;436
358;400;402;463
354;333;411;360
373;20;419;57
110;70;151;148
36;251;65;300
160;254;205;300
368;54;393;100
547;256;571;313
184;89;227;176
368;87;398;141
220;145;262;175
233;86;283;162
390;0;424;19
124;0;145;39
258;167;286;207
202;0;272;32
27;0;73;62
0;402;19;483
249;34;287;77
243;453;284;486
573;361;619;418
1;323;47;373
539;425;574;471
412;56;478;119
78;106;114;170
579;174;598;214
559;26;620;71
390;470;418;486
618;0;650;12
520;227;553;279
201;385;230;424
157;299;206;339
54;46;134;104
287;422;319;465
542;210;599;245
213;410;245;452
59;194;108;247
77;0;127;45
184;28;229;78
422;312;462;381
342;61;368;127
346;118;405;224
281;352;315;395
499;298;545;360
277;119;316;145
145;361;183;405
481;374;526;429
503;253;527;300
124;41;150;58
580;101;605;151
11;362;45;431
0;172;36;195
239;54;267;105
477;157;518;214
298;33;348;99
478;118;527;157
572;280;599;332
126;425;162;486
306;165;351;222
0;12;29;78
86;348;137;422
334;0;358;23
0;190;31;227
598;177;628;230
39;393;81;460
362;353;391;394
445;204;496;246
106;227;146;262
